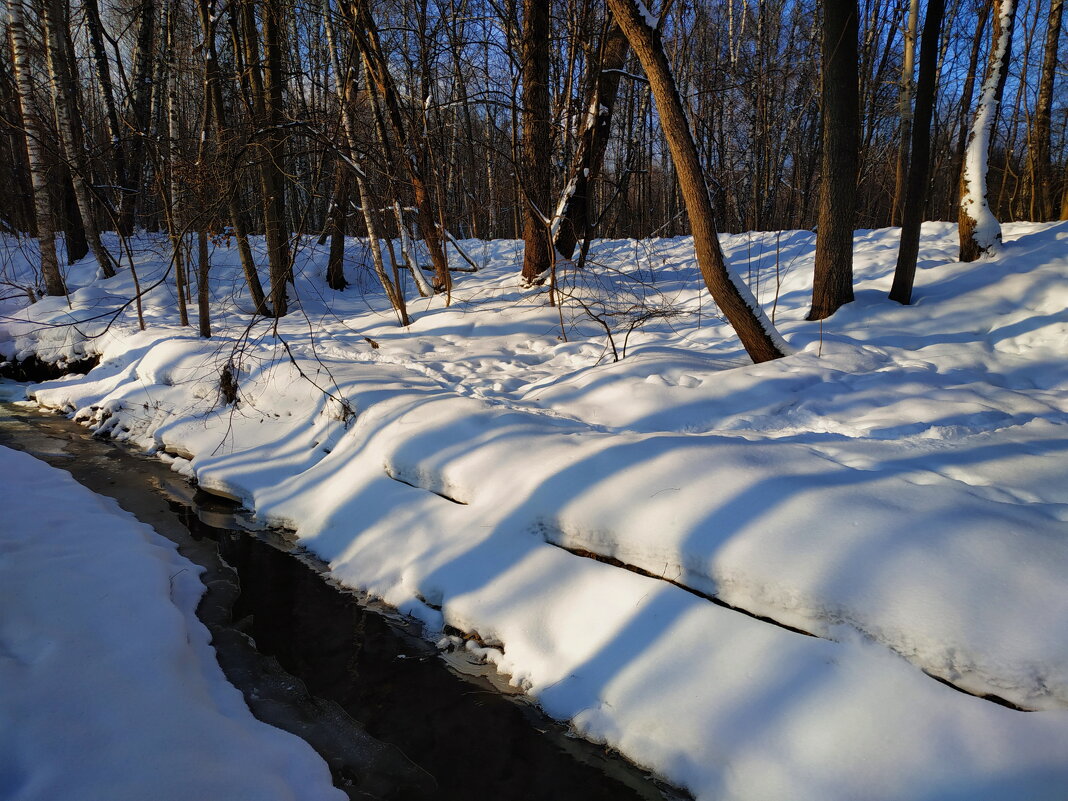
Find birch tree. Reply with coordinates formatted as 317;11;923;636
7;0;65;296
41;0;116;277
958;0;1016;261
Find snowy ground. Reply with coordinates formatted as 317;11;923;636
0;443;343;801
2;222;1067;800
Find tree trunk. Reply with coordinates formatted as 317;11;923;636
7;0;65;296
239;0;290;316
197;230;211;337
41;0;116;277
959;0;1016;262
1026;0;1063;221
889;0;946;304
356;173;409;326
946;0;991;219
60;166;88;264
116;0;155;236
808;0;859;320
322;0;415;317
195;0;267;313
605;0;787;363
351;0;451;293
260;0;293;312
83;0;127;227
163;0;189;327
326;165;349;290
891;0;919;226
519;0;552;284
553;19;629;260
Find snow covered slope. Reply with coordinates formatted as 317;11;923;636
2;221;1067;800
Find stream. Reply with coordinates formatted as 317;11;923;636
0;391;686;801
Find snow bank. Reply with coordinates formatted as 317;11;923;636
4;223;1068;800
0;446;343;801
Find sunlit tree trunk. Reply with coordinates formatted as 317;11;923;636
959;0;1016;261
323;0;410;321
1026;0;1063;221
519;0;552;284
946;0;992;219
351;0;450;293
553;18;629;260
605;0;787;363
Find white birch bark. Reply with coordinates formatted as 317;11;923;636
7;0;65;296
959;0;1016;260
40;0;116;277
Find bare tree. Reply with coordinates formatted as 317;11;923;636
321;0;411;322
351;0;451;293
82;0;126;229
7;0;65;296
1026;0;1064;221
519;0;552;285
236;0;291;316
604;0;787;363
945;0;992;220
41;0;116;277
959;0;1016;261
889;0;947;304
808;0;859;320
891;0;919;226
553;17;629;260
162;0;189;327
116;0;156;236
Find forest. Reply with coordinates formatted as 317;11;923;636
4;2;1068;800
2;0;1066;335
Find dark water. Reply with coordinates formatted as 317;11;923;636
0;395;687;801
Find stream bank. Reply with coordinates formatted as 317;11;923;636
0;392;684;801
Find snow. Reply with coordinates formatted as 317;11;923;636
2;221;1068;800
0;445;343;801
635;0;661;30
